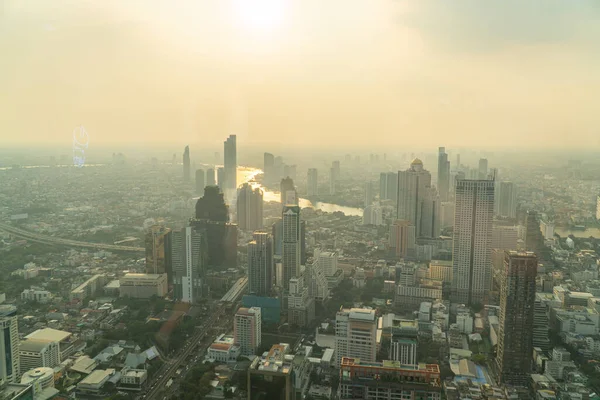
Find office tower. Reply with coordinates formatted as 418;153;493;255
264;152;275;184
195;169;205;195
236;183;263;232
440;201;455;229
307;168;318;196
283;164;296;181
525;210;543;255
437;147;450;202
390;337;417;366
362;204;383;226
385;172;398;203
495;251;537;385
234;307;261;356
451;179;495;305
272;219;283;257
314;249;339;277
339;358;441;400
306;258;330;301
329;167;336;195
332;160;340;179
145;225;172;280
280;177;297;205
491;225;518;251
248;344;294;400
183;145;190;183
335;308;377;366
217;167;225;189
389;220;415;259
287;274;315;328
170;226;207;303
397;159;440;238
194;187;237;270
497;181;517;218
282;206;301;290
0;305;19;385
364;181;374;207
247;232;273;297
206;168;216;186
223;134;237;190
533;294;551;351
478;158;488;179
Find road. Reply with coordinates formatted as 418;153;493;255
141;303;234;400
0;222;144;253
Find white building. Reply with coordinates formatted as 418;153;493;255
390;338;417;366
77;369;115;394
363;204;383;226
24;328;74;361
234;307;261;357
314;249;339;277
456;313;474;334
206;335;240;363
19;339;61;373
287;275;315;328
171;226;205;303
452;179;495;305
540;220;555;240
119;273;168;299
0;305;20;385
118;368;147;390
335;308;377;367
20;288;51;303
20;367;55;392
306;260;329;301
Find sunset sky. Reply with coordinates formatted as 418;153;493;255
2;0;600;150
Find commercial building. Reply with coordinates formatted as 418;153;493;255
223;134;237;191
491;225;519;251
451;179;495;305
20;367;54;393
389;220;415;259
183;145;190;183
313;249;338;277
70;274;107;301
287;275;315;328
364;181;374;207
118;368;147;391
437;147;450;202
396;159;440;239
170;226;207;303
247;344;294;400
19;338;60;373
119;273;168;299
282;205;301;290
247;232;274;297
237;183;263;232
206;334;240;363
428;260;453;283
0;305;19;385
390;338;417;366
363;204;383;226
24;328;74;362
145;225;172;277
380;172;398;203
496;181;517;218
335;308;378;367
234;307;261;357
339;358;442;400
77;369;115;395
525;210;544;256
495;251;538;386
395;285;443;309
329;167;336;195
307;168;318;196
20;289;51;304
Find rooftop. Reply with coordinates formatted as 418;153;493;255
25;328;71;343
79;369;113;386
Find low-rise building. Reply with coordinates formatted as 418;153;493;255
20;288;51;303
119;273;168;299
247;344;294;400
206;335;241;363
77;369;115;395
118;368;147;391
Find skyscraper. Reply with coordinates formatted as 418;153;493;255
451;179;495;305
307;168;318;196
389;220;415;259
170;226;207;303
437;147;450;202
264;152;275;184
234;307;261;357
248;232;274;297
282;205;301;290
145;225;172;278
280;177;297;205
217;167;225;189
397;159;440;238
183;145;190;183
223;134;237;190
497;181;517;218
195;169;205;196
335;308;377;366
386;172;398;203
525;210;543;255
495;251;537;385
0;305;19;385
364;181;374;207
478;158;488;179
236;183;263;232
206;168;216;186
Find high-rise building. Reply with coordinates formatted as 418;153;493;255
329;167;336;195
385;172;398;203
364;181;374;207
280;177;297;205
497;181;517;218
389;220;415;259
283;165;296;181
0;305;20;385
287;274;315;328
247;344;294;400
362;204;383;226
145;225;172;279
237;183;263;232
335;308;377;366
314;249;338;277
282;206;301;290
525;210;543;255
397;159;440;238
206;168;216;186
307;168;318;196
183;145;190;183
495;251;537;386
478;158;488;179
440;201;455;229
437;147;450;202
332;160;340;179
491;225;518;251
264;153;275;184
223;134;237;190
451;179;495;305
390;338;417;366
234;307;261;356
217;167;225;189
247;232;273;297
195;169;205;196
379;172;387;200
533;293;551;351
170;226;207;303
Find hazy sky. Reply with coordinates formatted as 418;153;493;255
2;0;600;150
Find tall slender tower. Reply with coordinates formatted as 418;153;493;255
451;178;495;305
495;251;537;385
0;305;19;385
364;181;374;207
183;145;191;183
248;232;274;297
307;168;318;196
170;226;207;303
280;177;297;205
437;147;450;202
282;205;301;290
237;183;263;232
224;134;237;190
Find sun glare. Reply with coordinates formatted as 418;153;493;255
231;0;287;33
